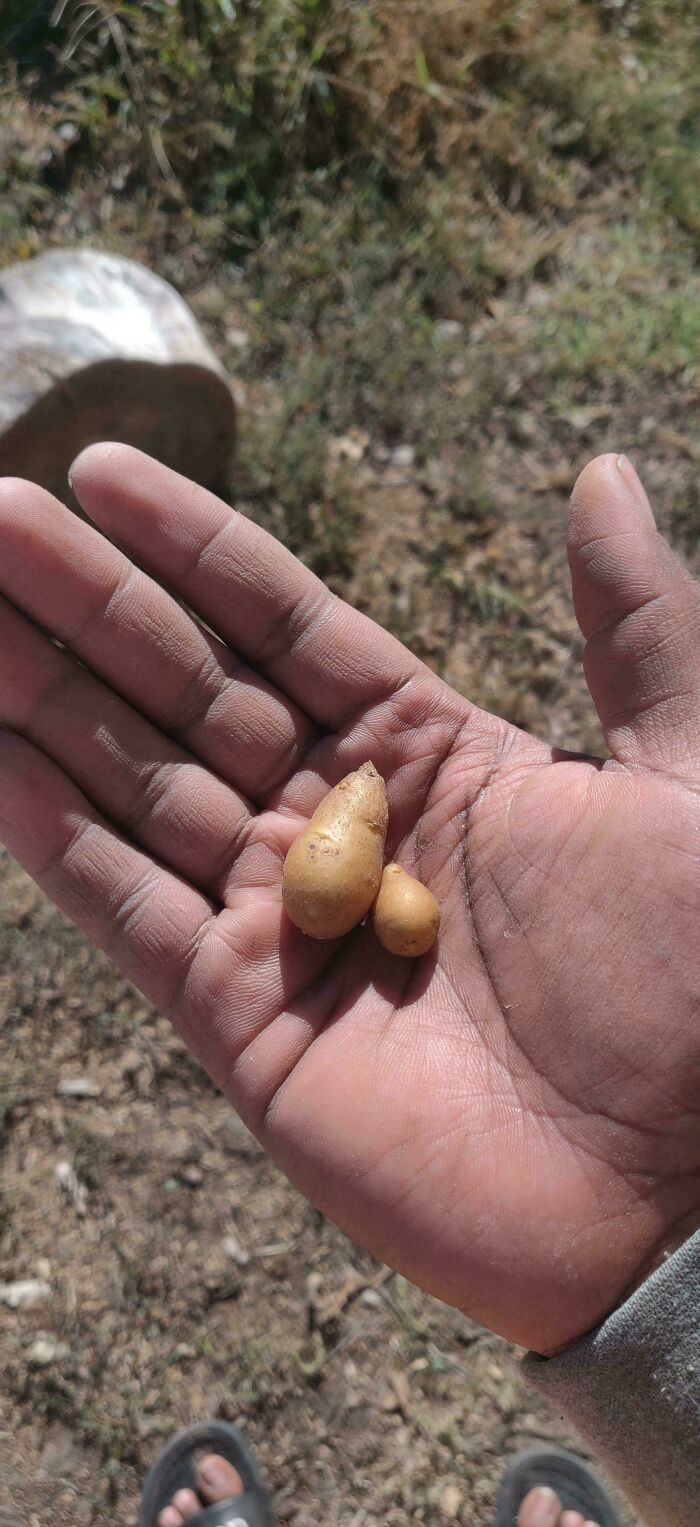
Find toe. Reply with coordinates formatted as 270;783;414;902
197;1454;244;1504
518;1485;562;1527
561;1515;586;1527
171;1489;204;1521
158;1511;185;1527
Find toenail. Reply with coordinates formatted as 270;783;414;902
199;1458;234;1491
158;1511;182;1527
520;1486;561;1527
172;1488;201;1519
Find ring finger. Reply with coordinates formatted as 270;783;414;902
0;592;256;898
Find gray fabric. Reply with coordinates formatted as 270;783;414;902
523;1231;700;1527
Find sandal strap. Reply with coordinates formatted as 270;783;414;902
495;1445;621;1527
138;1421;276;1527
193;1493;271;1527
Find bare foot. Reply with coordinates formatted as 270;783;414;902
157;1453;244;1527
154;1464;604;1527
518;1485;601;1527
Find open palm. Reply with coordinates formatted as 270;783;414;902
1;445;699;1354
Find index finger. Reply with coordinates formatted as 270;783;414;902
70;443;421;729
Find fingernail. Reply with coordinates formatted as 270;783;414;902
520;1486;561;1527
616;454;655;523
198;1458;232;1492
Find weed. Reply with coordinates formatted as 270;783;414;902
529;223;700;387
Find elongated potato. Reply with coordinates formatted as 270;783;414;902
283;762;388;939
373;863;440;957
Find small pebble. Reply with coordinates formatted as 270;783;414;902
440;1485;462;1518
55;1161;88;1217
28;1335;69;1367
434;320;463;340
0;1279;50;1309
226;327;250;351
56;1077;101;1099
223;1232;250;1267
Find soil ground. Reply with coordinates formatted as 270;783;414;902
0;838;638;1527
5;415;686;1525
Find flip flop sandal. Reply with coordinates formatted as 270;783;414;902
138;1420;277;1527
495;1445;621;1526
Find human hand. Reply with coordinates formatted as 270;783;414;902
0;446;698;1353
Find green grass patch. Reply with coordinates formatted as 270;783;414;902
533;223;700;385
1;0;698;576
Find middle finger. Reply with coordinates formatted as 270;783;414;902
0;478;315;802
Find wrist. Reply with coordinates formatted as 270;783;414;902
621;1207;700;1304
544;1207;700;1357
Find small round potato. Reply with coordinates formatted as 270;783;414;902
283;761;388;939
373;864;440;957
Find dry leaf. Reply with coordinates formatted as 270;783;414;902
529;462;574;494
382;1367;411;1415
655;425;698;459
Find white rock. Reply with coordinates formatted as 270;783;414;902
0;1279;51;1310
440;1485;462;1518
226;327;250;351
434;320;463;340
223;1232;250;1267
391;444;416;469
56;1077;101;1098
28;1335;69;1367
55;1161;88;1217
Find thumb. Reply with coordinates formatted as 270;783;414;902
568;453;700;781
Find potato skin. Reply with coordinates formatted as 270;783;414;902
373;863;440;957
282;761;388;939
